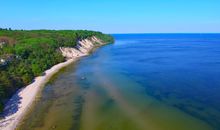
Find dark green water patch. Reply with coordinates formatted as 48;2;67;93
99;98;115;113
71;95;85;130
18;34;220;130
18;84;55;129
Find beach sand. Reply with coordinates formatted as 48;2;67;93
0;36;107;130
0;59;76;130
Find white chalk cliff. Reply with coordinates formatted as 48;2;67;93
59;36;105;59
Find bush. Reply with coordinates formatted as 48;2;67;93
0;29;114;112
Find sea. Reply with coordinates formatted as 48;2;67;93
18;34;220;130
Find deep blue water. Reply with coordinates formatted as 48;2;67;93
19;34;220;130
99;34;220;129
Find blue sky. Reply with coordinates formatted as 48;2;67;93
0;0;220;33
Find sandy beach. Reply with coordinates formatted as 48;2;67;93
0;36;107;130
0;58;76;130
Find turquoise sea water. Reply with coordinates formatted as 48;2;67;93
19;34;220;130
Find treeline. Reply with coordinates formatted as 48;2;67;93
0;28;12;31
0;30;114;112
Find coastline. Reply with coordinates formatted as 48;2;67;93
0;58;77;130
0;35;112;130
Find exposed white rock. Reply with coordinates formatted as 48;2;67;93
60;36;105;59
59;47;85;58
91;36;103;44
0;36;109;130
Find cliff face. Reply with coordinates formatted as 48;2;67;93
59;36;106;59
0;30;114;117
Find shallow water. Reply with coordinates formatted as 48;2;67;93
18;34;220;130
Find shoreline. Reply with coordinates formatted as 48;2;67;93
0;58;77;130
0;35;112;130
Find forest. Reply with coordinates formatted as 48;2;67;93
0;29;114;112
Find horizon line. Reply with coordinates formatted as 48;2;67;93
1;28;220;34
110;32;220;35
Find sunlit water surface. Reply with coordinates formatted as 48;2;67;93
18;34;220;130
